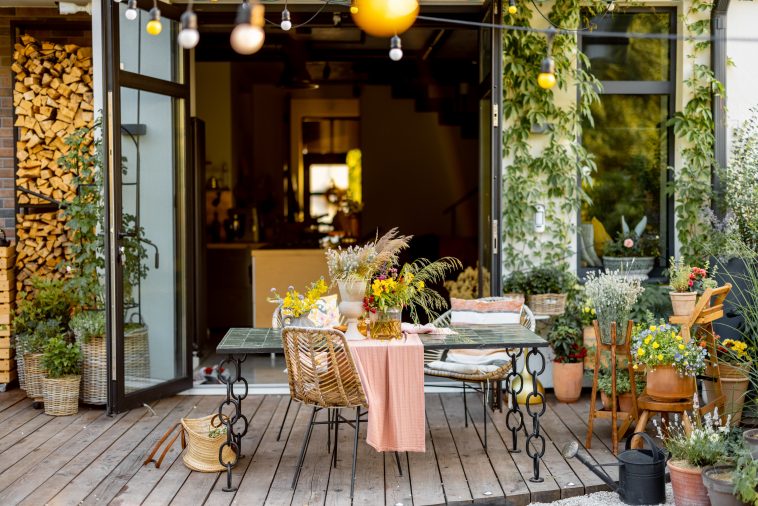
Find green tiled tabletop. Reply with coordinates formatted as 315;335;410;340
217;325;548;355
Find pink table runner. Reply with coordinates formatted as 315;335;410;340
348;333;426;453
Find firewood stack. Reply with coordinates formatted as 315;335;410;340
12;35;94;301
0;244;16;388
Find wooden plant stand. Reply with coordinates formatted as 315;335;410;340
586;320;638;454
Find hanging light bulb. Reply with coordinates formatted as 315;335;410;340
508;0;517;14
352;0;419;37
537;56;556;89
146;1;162;36
177;5;200;49
125;0;138;21
230;0;265;55
349;0;359;15
389;35;403;61
281;8;292;31
607;0;616;12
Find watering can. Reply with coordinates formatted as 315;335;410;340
562;432;668;505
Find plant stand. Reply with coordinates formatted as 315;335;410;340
586;320;638;454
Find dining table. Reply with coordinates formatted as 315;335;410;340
213;324;549;492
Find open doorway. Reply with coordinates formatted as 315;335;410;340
191;4;490;386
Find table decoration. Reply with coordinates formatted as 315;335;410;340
268;278;328;327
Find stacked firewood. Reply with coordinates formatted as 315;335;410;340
12;35;94;300
0;244;16;386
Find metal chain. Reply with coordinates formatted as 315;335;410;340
504;348;524;452
217;354;250;492
524;347;546;482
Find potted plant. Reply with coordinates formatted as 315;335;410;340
596;368;644;412
41;335;82;416
660;395;731;506
602;217;660;280
715;338;751;425
584;270;644;345
547;320;586;402
69;310;105;404
524;266;574;316
732;449;758;505
632;322;708;401
669;258;718;316
703;461;752;506
269;278;328;327
503;270;529;299
15;319;62;401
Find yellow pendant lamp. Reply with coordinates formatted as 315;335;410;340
351;0;419;37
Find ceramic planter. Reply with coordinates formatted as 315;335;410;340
338;279;367;341
603;256;656;280
619;392;634;413
646;366;696;402
702;465;749;506
743;429;758;459
670;291;697;317
668;460;711;506
719;364;750;426
552;361;583;403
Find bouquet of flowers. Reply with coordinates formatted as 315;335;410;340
631;322;708;376
325;228;411;282
270;278;328;319
584;270;644;344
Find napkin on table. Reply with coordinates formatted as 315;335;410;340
400;323;455;335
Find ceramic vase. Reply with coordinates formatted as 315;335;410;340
338;279;367;341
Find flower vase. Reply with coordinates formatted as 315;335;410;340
338;279;367;341
283;315;314;327
369;307;402;340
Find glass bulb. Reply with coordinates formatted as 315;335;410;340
508;5;517;14
281;20;292;31
177;28;200;49
537;72;556;89
350;5;359;14
389;47;403;61
230;24;265;55
125;7;138;21
146;19;162;36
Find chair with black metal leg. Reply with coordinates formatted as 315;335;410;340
281;326;369;498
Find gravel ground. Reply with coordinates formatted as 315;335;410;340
528;484;674;505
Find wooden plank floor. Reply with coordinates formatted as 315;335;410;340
0;389;622;506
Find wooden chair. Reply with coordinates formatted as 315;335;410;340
586;320;639;454
423;300;535;449
630;284;731;448
281;327;368;498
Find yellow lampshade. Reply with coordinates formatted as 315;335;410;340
351;0;419;37
537;72;556;90
146;19;162;36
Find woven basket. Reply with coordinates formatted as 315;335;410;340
527;293;567;316
43;375;80;416
79;326;150;405
23;353;47;400
182;414;237;472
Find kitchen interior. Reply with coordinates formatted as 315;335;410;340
192;5;484;383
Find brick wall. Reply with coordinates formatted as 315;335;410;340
0;7;91;240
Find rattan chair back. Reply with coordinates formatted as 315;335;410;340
281;327;367;409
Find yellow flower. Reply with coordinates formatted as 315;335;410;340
676;335;683;341
417;281;425;289
633;364;638;370
652;342;660;349
678;344;685;350
657;354;664;361
637;348;645;356
650;325;657;332
644;337;652;345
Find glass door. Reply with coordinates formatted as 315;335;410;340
478;0;503;296
103;1;193;413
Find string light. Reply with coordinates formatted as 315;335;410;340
352;0;419;37
177;3;200;49
350;0;359;15
508;0;517;15
146;1;162;36
230;0;265;55
537;30;556;89
281;8;292;31
389;35;403;61
124;0;138;21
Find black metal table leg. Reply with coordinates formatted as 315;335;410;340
504;348;524;453
524;347;546;483
218;353;249;492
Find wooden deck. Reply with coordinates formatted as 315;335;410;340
0;389;623;506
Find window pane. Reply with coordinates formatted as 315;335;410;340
118;4;181;83
581;94;668;263
584;12;671;81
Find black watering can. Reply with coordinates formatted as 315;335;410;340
562;432;668;505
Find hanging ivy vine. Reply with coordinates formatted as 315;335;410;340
668;0;723;264
501;0;602;272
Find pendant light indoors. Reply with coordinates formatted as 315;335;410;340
389;35;403;61
230;0;265;55
351;0;419;37
177;4;200;49
125;0;138;21
146;1;162;36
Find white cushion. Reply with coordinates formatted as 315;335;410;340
450;311;521;325
445;349;510;364
426;360;501;375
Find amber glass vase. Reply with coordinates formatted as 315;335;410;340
370;307;402;340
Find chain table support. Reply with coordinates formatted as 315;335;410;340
524;347;546;482
504;348;524;453
218;353;249;492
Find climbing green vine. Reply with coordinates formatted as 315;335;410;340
501;1;603;272
668;0;723;264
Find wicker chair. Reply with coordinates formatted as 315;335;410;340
423;300;536;449
281;327;368;498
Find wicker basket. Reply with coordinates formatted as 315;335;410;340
527;293;567;316
43;375;80;416
79;325;150;405
182;414;237;472
23;353;47;400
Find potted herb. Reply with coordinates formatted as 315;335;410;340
524;266;574;316
16;318;65;401
584;270;643;345
41;336;82;416
602;218;660;280
631;322;708;401
269;278;329;327
716;338;751;425
547;319;586;402
669;258;718;316
660;395;731;506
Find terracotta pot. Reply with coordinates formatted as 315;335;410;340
600;391;614;410
670;291;698;317
668;459;711;506
719;362;751;379
619;392;633;413
552;361;583;403
646;366;696;402
702;465;749;506
721;374;749;426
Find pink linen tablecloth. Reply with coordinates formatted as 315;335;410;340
348;333;426;453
